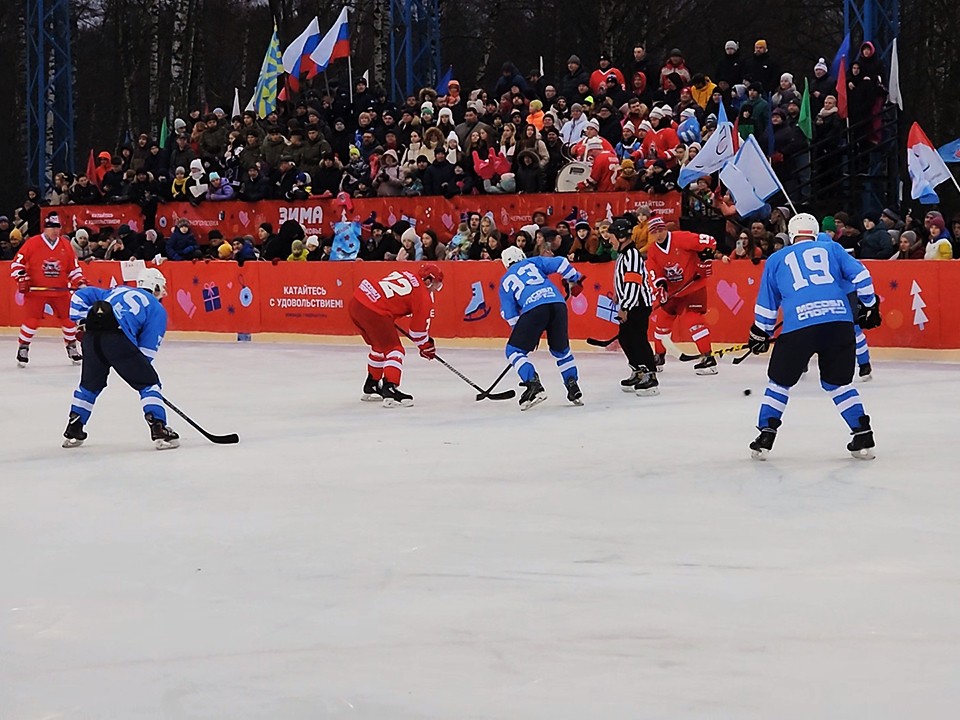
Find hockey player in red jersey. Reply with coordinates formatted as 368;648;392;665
348;263;443;407
645;216;719;375
577;138;621;192
11;213;86;367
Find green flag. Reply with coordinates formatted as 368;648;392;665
798;78;813;141
159;117;169;147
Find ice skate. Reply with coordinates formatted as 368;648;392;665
847;415;875;460
61;412;87;448
16;343;29;368
146;413;180;450
653;352;665;372
565;376;584;406
66;341;82;365
361;374;383;402
621;367;642;392
750;418;781;460
518;374;547;411
858;362;872;382
634;367;660;397
380;382;414;408
694;354;719;375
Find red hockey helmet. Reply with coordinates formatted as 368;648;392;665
419;263;444;290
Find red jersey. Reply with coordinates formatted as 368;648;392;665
355;270;435;344
584;150;621;192
647;230;716;288
571;136;615;160
11;233;84;292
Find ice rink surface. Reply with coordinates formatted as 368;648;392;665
2;338;959;719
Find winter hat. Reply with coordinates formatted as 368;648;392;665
725;40;739;51
118;224;131;236
567;54;581;65
681;108;697;119
647;216;666;232
173;118;187;131
881;207;901;223
774;232;790;245
438;107;453;121
821;215;837;232
218;242;233;259
755;39;768;50
929;215;946;231
420;101;435;115
814;58;829;74
623;121;636;133
9;228;22;242
401;227;419;244
780;73;794;84
446;131;460;144
570;103;583;113
586;118;600;131
772;107;788;120
584;138;604;151
863;210;881;225
348;145;361;158
529;99;543;112
75;228;89;241
621;159;636;173
291;239;305;253
575;220;591;231
638;120;653;132
305;234;320;249
669;48;683;57
649;107;663;119
208;171;220;181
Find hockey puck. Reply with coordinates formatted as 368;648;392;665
743;389;752;396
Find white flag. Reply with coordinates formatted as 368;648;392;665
232;87;241;119
718;134;782;216
888;38;902;110
677;122;736;187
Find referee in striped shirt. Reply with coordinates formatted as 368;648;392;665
610;218;660;395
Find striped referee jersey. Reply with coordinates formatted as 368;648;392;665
614;245;654;310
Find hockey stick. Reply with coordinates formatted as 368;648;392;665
160;396;239;444
586;335;619;347
677;321;784;363
476;364;514;401
395;326;516;401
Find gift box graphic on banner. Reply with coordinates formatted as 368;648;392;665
597;293;619;323
202;282;222;312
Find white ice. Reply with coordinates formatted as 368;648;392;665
2;338;960;719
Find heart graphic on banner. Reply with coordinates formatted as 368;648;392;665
227;282;233;289
127;219;139;232
716;280;744;314
441;213;454;230
238;210;249;227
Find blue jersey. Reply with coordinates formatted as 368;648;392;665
754;239;876;334
71;286;168;361
498;256;581;326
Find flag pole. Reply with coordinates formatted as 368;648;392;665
348;55;354;104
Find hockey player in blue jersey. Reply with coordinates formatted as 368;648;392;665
498;246;585;410
816;232;873;380
62;268;180;450
747;213;881;460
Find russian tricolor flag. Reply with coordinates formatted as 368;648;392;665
309;7;351;72
282;17;323;80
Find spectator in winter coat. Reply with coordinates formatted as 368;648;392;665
312;154;344;197
809;58;836;115
69;174;102;204
772;73;801;108
659;49;691;91
742;39;779;93
924;217;954;259
595;104;623;147
859;212;897;259
231;236;259;263
169;134;196;176
423;148;458;197
514;150;545;193
560;104;588;147
738;83;770;144
198;115;227;160
239;164;270;201
206;172;234;201
589;54;625;94
493;62;529;101
560;55;590;102
261;126;289;169
139;228;165;261
166;219;201;260
715;41;743;89
70;228;94;261
892;231;924;259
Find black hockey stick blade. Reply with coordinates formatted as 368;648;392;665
587;335;619;347
475;364;516;401
160;396;239;444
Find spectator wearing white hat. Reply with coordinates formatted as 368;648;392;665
560;103;588;147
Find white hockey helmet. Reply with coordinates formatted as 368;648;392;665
788;212;819;241
501;245;527;269
137;267;168;299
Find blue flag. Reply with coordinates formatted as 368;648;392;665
436;66;453;95
717;100;729;126
937;139;960;164
831;33;850;79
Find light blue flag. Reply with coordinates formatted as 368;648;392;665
677;121;735;187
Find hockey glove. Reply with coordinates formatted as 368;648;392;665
857;299;882;330
697;261;714;278
569;275;585;297
748;324;771;354
419;338;437;360
653;279;669;306
16;272;31;294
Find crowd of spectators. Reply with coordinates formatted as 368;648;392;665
1;38;954;263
